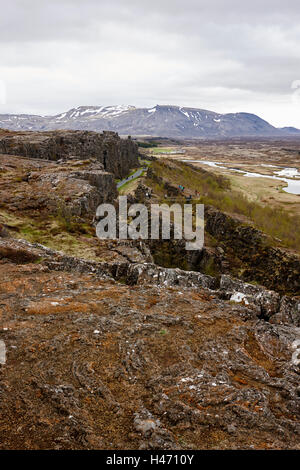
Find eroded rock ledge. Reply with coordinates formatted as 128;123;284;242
0;236;300;450
0;153;117;218
0;129;139;179
0;237;299;327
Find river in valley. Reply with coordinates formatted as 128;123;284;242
182;160;300;195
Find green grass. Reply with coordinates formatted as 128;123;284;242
146;159;300;252
159;329;168;336
145;159;229;199
0;209;98;259
138;157;151;166
137;141;158;148
118;179;139;195
118;169;147;193
150;147;175;154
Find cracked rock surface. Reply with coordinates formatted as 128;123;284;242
0;240;299;449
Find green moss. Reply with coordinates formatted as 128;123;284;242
159;329;168;335
201;258;219;277
0;209;98;260
32;257;45;264
151;241;190;271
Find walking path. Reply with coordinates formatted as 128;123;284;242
117;167;147;189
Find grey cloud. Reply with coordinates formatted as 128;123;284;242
0;0;299;127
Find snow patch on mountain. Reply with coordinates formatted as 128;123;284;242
0;104;299;138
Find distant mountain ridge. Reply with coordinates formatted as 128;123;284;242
0;104;299;138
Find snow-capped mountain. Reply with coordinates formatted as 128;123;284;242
53;105;135;122
0;104;299;138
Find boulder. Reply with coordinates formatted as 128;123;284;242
220;274;280;318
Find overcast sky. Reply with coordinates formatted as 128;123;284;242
0;0;299;127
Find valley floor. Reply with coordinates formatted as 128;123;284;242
0;133;299;450
145;138;300;217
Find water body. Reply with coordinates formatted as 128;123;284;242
182;160;300;195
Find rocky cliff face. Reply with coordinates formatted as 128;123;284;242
0;153;117;219
0;129;139;179
130;181;300;296
205;207;300;295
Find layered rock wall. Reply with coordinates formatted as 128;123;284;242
0;129;139;179
205;206;300;295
